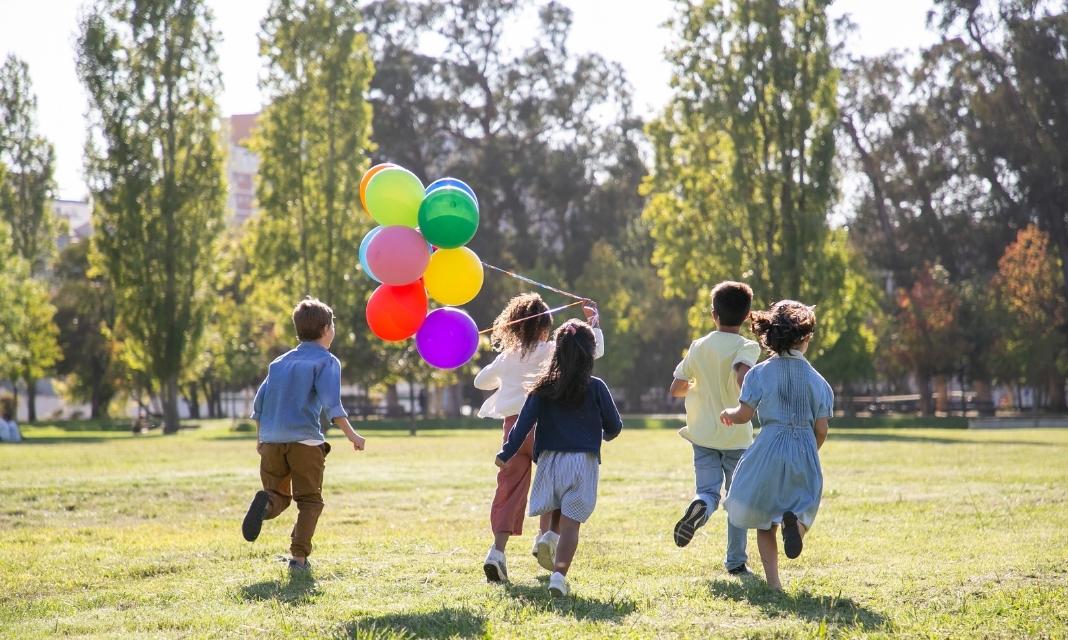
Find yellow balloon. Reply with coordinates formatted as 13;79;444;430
424;247;484;306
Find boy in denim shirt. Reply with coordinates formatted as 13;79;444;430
242;297;366;571
668;282;759;575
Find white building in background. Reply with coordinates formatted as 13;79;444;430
221;113;260;226
52;198;92;248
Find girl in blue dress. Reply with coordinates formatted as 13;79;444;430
720;300;832;591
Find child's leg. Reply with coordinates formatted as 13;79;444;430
553;515;582;576
489;416;532;552
539;512;554;534
721;449;748;570
259;444;293;519
756;527;781;591
287;444;327;562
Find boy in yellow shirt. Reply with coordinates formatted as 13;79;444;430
668;281;760;575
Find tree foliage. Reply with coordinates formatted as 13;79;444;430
0;54;59;277
76;0;227;432
643;0;873;384
246;0;378;385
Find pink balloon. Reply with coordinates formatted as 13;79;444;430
365;226;431;285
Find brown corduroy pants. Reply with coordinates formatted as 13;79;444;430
259;442;330;558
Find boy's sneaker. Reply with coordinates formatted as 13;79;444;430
533;531;559;572
727;564;751;576
483;547;508;583
242;490;270;542
673;499;708;547
548;571;570;597
782;511;803;559
287;558;311;572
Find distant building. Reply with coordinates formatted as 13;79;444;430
221;113;260;226
52;198;92;248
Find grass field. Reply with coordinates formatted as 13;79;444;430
1;421;1066;639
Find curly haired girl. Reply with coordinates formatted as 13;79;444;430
719;300;833;591
475;293;603;583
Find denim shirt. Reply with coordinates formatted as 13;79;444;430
251;341;348;443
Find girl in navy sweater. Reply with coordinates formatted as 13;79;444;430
495;319;623;596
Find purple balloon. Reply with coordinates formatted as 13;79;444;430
416;307;479;369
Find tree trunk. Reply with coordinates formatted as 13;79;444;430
973;379;994;417
1048;374;1066;412
918;374;934;417
408;377;417;436
185;385;201;419
933;375;949;414
26;378;37;423
162;375;181;434
385;384;401;416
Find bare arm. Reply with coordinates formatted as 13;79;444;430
813;417;828;450
332;416;366;451
720;402;756;426
734;362;751;389
669;378;690;398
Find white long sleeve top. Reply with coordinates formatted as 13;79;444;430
473;328;605;419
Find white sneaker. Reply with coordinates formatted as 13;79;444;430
533;531;559;572
548;571;569;597
483;546;508;583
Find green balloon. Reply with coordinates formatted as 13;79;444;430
417;187;480;248
365;167;425;227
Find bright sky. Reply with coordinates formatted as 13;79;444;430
0;0;938;200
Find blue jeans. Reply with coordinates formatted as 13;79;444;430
693;444;748;570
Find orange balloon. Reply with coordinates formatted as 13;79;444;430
360;163;396;213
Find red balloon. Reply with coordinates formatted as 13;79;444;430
366;281;428;341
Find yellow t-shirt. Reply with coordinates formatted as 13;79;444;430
674;331;761;450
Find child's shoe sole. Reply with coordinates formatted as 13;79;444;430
782;511;803;559
242;491;270;542
535;539;555;572
548;585;567;597
483;562;506;583
673;499;708;547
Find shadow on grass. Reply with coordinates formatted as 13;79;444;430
240;572;321;605
830;432;1053;446
503;579;636;621
709;578;886;629
339;608;485;639
18;436;122;445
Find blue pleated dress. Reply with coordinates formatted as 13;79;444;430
725;351;833;531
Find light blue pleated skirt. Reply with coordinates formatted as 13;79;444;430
725;424;823;530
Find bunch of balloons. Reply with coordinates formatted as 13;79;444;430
358;163;484;369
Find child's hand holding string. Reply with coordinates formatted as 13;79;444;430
582;300;599;327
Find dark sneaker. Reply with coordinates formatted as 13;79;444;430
242;490;270;542
673;499;708;547
782;511;803;559
288;558;311;572
727;564;751;576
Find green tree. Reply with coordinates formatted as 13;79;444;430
365;1;674;404
0;54;59;277
246;0;378;386
76;0;227;433
0;55;63;421
52;241;119;419
643;0;868;379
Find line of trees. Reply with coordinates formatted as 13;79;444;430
1;0;1067;427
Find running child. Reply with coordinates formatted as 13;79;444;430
668;281;760;575
720;300;832;591
476;293;603;582
495;319;622;596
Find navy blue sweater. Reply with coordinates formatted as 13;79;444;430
498;377;623;463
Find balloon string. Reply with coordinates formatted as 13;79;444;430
481;262;587;301
478;300;585;335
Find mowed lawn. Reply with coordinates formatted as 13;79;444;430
1;422;1066;639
